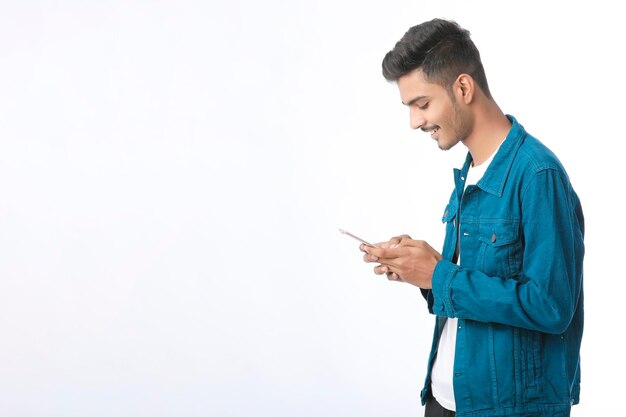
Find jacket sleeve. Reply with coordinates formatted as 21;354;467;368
430;168;585;334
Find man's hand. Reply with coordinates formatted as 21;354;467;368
360;234;442;289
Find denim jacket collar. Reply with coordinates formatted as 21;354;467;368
453;115;525;198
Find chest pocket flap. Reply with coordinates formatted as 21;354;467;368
478;221;519;247
441;202;458;223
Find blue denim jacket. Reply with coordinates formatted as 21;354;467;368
420;116;585;417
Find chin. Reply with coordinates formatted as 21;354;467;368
437;136;461;151
437;140;454;151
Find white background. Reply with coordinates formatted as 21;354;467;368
0;1;622;416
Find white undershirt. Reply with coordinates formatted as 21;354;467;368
430;147;499;411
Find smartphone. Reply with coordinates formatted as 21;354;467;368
338;228;380;248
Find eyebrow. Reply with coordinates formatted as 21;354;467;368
402;95;427;106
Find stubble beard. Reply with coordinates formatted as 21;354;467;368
438;100;470;151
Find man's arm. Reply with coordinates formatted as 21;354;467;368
432;168;583;333
363;168;584;334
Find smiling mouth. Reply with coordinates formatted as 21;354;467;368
427;127;439;138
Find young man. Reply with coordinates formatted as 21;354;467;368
361;19;585;417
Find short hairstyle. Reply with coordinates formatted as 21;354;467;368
382;18;492;98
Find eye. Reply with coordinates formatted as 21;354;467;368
417;102;429;110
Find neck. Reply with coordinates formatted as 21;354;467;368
462;100;511;166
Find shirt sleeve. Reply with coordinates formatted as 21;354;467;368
429;168;585;334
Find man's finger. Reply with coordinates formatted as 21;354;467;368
374;264;390;275
363;252;379;263
363;246;404;260
387;272;401;281
389;234;411;244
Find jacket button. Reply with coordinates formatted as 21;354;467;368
491;233;497;243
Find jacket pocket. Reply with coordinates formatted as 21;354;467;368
516;328;542;402
477;220;522;278
440;202;458;261
519;329;540;388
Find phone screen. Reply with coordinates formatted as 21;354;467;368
338;228;380;248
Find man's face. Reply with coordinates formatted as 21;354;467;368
397;68;471;150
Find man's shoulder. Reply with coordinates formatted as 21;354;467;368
516;133;567;175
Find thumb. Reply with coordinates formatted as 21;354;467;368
389;234;411;248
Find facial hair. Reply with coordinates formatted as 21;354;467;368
438;97;471;151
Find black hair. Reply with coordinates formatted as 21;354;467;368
382;18;492;98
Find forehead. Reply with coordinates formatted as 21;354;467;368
397;68;446;105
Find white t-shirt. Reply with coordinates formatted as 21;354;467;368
430;147;500;411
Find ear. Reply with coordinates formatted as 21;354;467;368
454;74;475;104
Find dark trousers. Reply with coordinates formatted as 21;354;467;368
424;394;455;417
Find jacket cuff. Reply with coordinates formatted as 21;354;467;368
432;260;459;317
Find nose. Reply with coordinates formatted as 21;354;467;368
409;106;425;130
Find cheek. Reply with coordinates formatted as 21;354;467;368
439;108;456;131
448;101;470;134
457;109;473;137
430;105;450;128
